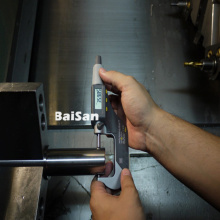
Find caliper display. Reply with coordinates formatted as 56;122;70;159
95;88;102;109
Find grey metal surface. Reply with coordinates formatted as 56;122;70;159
1;0;219;219
201;0;220;47
6;0;38;82
0;0;19;82
45;148;105;176
0;167;47;220
0;83;49;219
0;148;105;176
30;0;220;128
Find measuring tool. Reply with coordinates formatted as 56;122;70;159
91;55;129;190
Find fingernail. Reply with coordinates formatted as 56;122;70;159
100;68;107;74
122;169;131;176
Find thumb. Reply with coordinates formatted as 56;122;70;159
120;169;136;194
99;69;129;92
91;179;108;197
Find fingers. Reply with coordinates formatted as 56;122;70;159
91;178;107;196
109;95;120;110
91;161;113;196
120;169;137;195
109;95;126;123
99;68;129;92
103;161;113;177
105;83;121;94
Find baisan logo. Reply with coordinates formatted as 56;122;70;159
55;111;99;121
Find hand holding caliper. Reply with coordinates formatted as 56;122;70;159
91;56;129;190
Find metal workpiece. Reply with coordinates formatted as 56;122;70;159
0;167;48;220
97;134;101;149
44;148;105;176
0;83;48;160
0;82;49;220
0;148;106;176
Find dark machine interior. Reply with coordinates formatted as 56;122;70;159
0;0;220;219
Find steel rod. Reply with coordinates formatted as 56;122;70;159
0;148;105;175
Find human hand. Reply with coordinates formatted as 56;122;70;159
99;68;159;152
90;168;145;220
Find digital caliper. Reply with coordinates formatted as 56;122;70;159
91;55;129;190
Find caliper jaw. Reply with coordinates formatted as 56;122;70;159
94;120;129;190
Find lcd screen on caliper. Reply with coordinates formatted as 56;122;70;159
95;88;102;109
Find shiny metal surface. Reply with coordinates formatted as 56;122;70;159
45;148;105;176
0;149;105;167
210;2;220;45
0;0;19;82
191;0;220;47
200;0;218;47
0;167;47;220
97;134;101;149
31;0;220;128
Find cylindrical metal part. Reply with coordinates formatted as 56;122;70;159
96;55;102;64
201;60;216;72
0;160;46;166
45;148;105;176
97;134;101;149
0;148;105;176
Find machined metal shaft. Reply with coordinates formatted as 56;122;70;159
97;134;101;149
0;148;105;176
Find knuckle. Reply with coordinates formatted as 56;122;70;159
126;76;137;86
109;70;117;75
125;185;137;194
127;75;135;82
